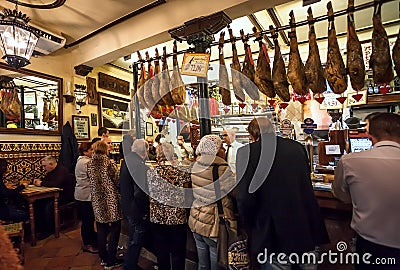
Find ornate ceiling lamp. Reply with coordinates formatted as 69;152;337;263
0;1;39;69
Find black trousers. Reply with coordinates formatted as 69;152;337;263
77;200;97;246
356;235;400;270
151;223;187;270
96;220;121;264
124;217;148;270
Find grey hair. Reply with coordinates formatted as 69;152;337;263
131;139;149;157
41;156;56;163
224;128;236;141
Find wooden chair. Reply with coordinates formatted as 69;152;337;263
1;220;24;264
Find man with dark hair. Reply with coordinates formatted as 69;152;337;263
236;117;329;269
333;113;400;269
92;127;109;143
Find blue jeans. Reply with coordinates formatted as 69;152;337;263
193;232;218;270
124;217;148;270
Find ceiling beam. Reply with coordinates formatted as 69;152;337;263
266;8;289;46
247;14;274;48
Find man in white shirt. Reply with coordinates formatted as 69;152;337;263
333;113;400;270
175;135;194;161
222;129;243;174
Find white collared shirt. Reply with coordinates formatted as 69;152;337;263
224;140;243;174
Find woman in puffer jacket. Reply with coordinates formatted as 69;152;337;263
189;135;236;270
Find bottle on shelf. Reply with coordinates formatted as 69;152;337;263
373;84;380;94
367;81;374;95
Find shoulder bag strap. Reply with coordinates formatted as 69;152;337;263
212;165;225;222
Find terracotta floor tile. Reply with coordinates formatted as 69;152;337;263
41;247;62;258
24;257;52;269
45;256;74;268
70;252;98;267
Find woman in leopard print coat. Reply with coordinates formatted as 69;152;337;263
88;141;122;266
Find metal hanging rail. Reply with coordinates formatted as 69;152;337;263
132;0;396;65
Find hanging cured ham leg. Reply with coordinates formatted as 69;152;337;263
228;26;246;102
136;51;148;109
240;29;260;101
144;52;156;111
152;48;164;106
160;46;175;107
325;2;347;94
346;0;365;91
253;27;275;98
270;26;290;102
304;7;326;94
218;31;232;106
370;0;393;85
170;41;186;105
287;10;308;96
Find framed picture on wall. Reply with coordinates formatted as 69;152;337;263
23;91;37;105
146;122;153;136
98;93;131;132
72;115;90;140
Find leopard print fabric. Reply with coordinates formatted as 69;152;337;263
147;164;191;225
88;154;122;223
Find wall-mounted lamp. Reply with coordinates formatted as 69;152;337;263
0;3;39;69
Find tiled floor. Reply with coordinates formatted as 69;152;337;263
24;224;156;270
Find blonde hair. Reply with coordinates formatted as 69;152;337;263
92;141;108;155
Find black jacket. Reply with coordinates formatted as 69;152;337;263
42;164;74;205
59;121;79;174
120;152;149;221
236;135;329;264
0;176;25;209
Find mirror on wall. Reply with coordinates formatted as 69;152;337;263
0;63;63;135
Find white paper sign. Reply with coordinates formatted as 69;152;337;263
325;144;341;155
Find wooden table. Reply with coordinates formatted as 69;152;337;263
20;186;61;246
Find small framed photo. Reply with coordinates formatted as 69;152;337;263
24;91;37;105
146;122;153;136
72;115;90;140
91;113;98;126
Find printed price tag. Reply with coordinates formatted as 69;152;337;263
181;53;211;77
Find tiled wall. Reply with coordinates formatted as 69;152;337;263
0;142;61;184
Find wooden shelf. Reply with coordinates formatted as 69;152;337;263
365;92;400;105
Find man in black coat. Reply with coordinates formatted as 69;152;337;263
236;117;329;269
120;139;149;270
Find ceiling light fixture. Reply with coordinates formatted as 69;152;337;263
0;1;39;69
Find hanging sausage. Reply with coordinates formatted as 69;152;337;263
170;41;186;105
347;0;365;91
287;10;309;96
304;7;326;94
218;31;232;106
270;26;290;102
253;27;275;98
42;99;49;122
240;29;260;100
325;2;347;94
228;25;246;102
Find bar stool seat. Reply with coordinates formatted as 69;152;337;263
1;220;25;264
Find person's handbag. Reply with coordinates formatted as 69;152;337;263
212;165;249;270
